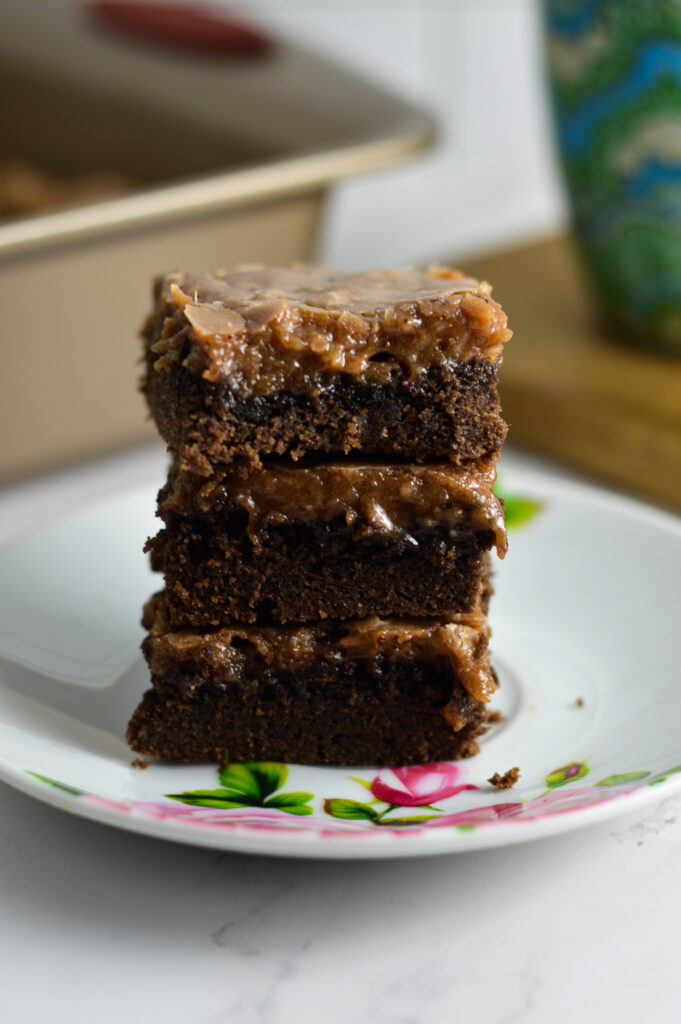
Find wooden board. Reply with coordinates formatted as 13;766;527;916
466;235;681;511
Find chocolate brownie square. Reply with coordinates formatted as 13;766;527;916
143;264;511;473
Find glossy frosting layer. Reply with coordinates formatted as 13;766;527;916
149;263;512;395
160;457;507;556
144;594;496;703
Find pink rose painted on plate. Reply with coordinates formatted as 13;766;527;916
370;762;477;807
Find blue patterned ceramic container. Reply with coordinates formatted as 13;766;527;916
545;0;681;352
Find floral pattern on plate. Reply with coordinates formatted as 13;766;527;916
25;760;681;837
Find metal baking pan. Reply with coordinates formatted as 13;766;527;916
0;1;436;480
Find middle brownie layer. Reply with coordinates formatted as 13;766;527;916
148;459;506;626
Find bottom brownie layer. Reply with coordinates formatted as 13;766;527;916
127;596;494;765
127;665;490;766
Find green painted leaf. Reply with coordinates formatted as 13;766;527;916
457;824;476;833
277;805;313;816
324;798;378;821
167;796;252;809
216;764;261;798
217;762;288;801
596;771;649;787
503;496;543;530
493;480;542;530
246;762;289;800
169;788;252;801
376;814;439;827
265;792;314;808
26;771;81;796
348;776;373;791
248;761;288;798
648;763;681;785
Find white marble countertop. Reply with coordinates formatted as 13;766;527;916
2;443;680;1024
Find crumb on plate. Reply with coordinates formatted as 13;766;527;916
488;766;521;790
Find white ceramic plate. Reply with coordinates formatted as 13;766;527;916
1;463;680;859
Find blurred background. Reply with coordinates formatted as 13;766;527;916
3;0;563;266
243;0;563;268
3;0;681;509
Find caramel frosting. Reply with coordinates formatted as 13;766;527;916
150;263;512;395
160;456;507;556
144;594;496;703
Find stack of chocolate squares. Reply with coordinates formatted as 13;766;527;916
127;264;511;765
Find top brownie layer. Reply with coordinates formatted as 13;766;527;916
150;264;512;396
143;263;510;471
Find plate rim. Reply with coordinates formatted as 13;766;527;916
3;754;681;859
